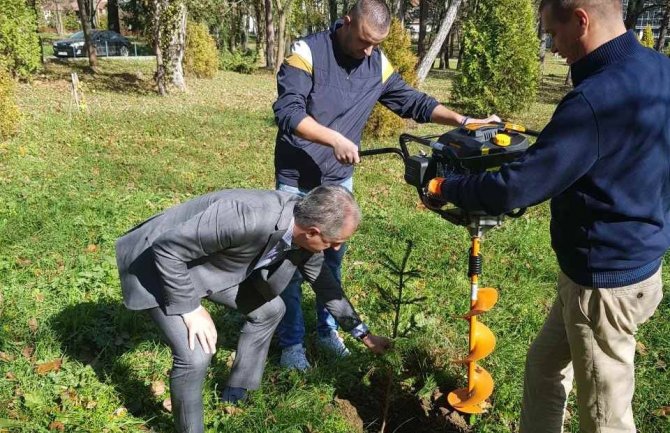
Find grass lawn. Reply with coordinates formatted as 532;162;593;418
0;56;668;432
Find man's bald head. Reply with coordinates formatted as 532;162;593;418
347;0;391;33
540;0;622;23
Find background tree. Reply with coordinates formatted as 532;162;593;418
451;0;539;117
76;0;98;70
0;66;20;140
655;0;670;51
416;0;464;84
274;0;295;73
265;0;276;69
641;23;655;47
625;0;664;30
107;0;121;32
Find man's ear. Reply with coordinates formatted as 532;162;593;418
343;15;352;26
306;226;321;238
574;8;590;36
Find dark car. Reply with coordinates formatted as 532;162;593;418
53;30;131;58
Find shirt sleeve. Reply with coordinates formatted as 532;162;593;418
377;51;440;123
441;91;600;215
272;40;314;134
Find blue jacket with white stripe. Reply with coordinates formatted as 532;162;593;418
273;21;439;189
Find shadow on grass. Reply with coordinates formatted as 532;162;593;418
300;341;470;433
49;299;243;432
539;72;572;106
44;59;157;96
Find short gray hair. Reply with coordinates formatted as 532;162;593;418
294;185;361;238
348;0;391;33
539;0;622;22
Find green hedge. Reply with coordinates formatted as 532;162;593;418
0;66;19;140
0;0;41;78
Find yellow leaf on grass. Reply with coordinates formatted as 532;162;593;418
150;381;166;397
36;359;62;375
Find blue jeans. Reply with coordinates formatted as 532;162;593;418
276;178;353;347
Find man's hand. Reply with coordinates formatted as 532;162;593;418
331;133;360;165
361;334;392;354
181;306;217;354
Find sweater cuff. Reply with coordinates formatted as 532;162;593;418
288;112;309;133
350;323;369;339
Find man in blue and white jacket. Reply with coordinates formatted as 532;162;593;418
272;0;500;370
428;1;669;431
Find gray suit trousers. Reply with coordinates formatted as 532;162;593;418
149;283;286;433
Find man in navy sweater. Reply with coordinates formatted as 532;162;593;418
272;0;499;370
428;1;669;431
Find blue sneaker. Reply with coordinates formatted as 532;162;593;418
317;330;350;357
280;344;311;371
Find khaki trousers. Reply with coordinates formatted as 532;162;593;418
520;268;663;433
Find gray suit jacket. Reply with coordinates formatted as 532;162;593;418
115;189;363;331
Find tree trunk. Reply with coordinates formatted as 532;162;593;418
153;0;167;95
108;0;121;32
538;15;547;74
55;0;65;35
264;0;276;70
418;0;429;58
274;0;294;74
624;0;644;30
241;11;249;52
87;0;98;29
328;0;338;24
655;0;670;52
169;3;187;91
417;0;463;84
76;0;98;70
392;0;404;25
253;0;266;65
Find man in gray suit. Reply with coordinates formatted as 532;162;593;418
116;185;390;433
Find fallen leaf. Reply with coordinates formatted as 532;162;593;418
150;381;166;397
86;244;98;253
653;406;670;417
112;407;127;417
16;258;31;267
655;359;667;370
85;399;97;409
28;318;38;333
34;292;45;302
636;342;648;356
19;146;27;157
5;371;16;380
48;421;65;431
36;359;62;375
0;352;14;362
162;398;172;412
223;405;244;415
21;346;34;360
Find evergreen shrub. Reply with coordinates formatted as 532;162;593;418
451;0;539;117
364;18;418;139
219;49;256;74
0;0;41;78
184;21;219;78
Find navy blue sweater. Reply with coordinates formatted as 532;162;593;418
442;31;670;288
273;22;439;189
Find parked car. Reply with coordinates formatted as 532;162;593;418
53;30;131;58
